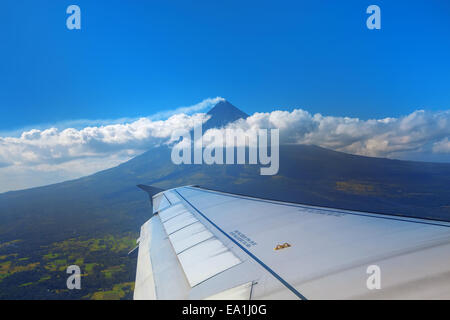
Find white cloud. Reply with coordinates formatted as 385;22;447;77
0;113;210;167
0;99;216;192
0;97;449;193
224;109;450;159
149;97;224;120
433;138;450;153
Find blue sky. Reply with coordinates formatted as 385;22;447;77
1;0;450;131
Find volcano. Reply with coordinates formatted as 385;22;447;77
203;99;249;130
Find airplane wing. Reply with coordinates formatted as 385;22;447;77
133;185;450;300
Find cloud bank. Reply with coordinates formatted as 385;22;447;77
0;97;449;192
226;109;450;159
0;98;218;192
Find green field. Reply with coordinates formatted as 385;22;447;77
0;234;137;299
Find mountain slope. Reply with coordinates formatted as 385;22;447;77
203;100;249;130
0;100;449;299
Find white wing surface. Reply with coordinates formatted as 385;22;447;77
134;185;450;299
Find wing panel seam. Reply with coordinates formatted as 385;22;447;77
174;188;308;300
